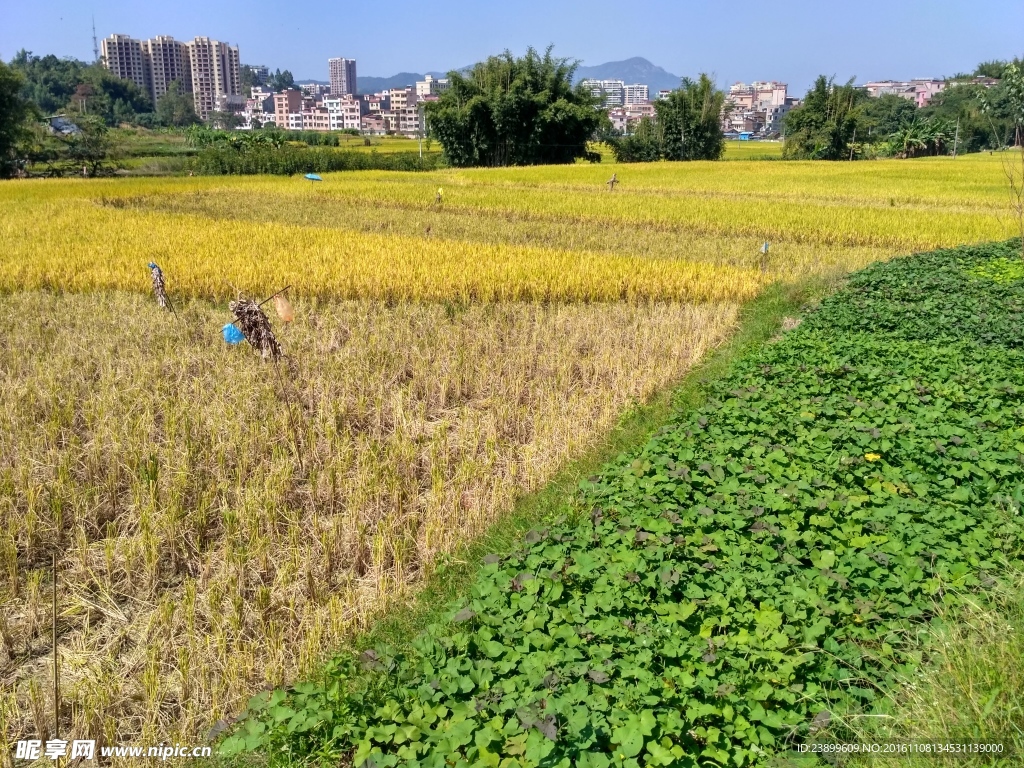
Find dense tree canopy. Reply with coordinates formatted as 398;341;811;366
9;50;153;126
0;60;32;177
923;81;1016;152
785;59;1022;160
609;74;726;163
886;117;954;158
783;76;866;160
240;65;258;97
268;69;295;91
973;59;1022;79
858;93;919;139
609;117;663;163
155;81;201;127
424;47;601;167
655;75;727;161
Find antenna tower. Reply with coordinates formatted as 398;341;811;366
92;17;100;63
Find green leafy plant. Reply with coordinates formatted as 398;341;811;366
225;240;1024;766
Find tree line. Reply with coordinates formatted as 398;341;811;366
424;51;1024;167
0;50;215;177
3;45;1024;178
783;60;1024;160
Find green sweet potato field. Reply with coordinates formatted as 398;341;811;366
224;240;1024;767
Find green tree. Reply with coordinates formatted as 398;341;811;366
9;49;83;113
207;110;243;130
609;116;663;162
9;50;153;125
240;65;257;97
987;62;1024;257
886;117;952;158
858;93;918;139
21;113;116;176
655;74;727;161
923;82;1013;152
975;60;1009;79
424;47;601;167
60;114;114;175
995;62;1024;146
783;76;867;159
156;81;201;127
269;69;295;91
0;60;33;177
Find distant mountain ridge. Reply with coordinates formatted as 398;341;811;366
573;57;681;93
305;57;681;96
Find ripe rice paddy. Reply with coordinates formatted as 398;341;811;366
0;151;1014;753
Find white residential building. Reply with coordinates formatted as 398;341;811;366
415;74;450;97
608;103;656;133
187;37;241;119
323;97;362;131
246;64;270;85
581;78;625;106
723;81;789;136
300;82;331;98
623;83;649;105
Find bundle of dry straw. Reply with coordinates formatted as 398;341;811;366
229;298;282;359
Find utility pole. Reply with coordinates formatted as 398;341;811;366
91;17;100;63
849;127;857;161
952;116;960;159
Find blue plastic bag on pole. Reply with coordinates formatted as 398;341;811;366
222;323;245;345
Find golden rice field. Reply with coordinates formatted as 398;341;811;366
0;152;1014;757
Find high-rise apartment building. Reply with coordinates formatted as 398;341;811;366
581;79;626;107
101;34;150;96
144;36;192;104
188;37;241;118
328;57;357;96
100;32;241;119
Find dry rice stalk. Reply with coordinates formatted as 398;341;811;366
229;298;281;359
147;262;172;312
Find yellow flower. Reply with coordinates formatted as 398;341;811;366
865;453;881;462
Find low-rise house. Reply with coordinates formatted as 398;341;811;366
361;113;386;135
273;89;302;128
323;96;362;131
301;106;331;131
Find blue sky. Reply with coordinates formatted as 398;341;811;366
5;0;1023;93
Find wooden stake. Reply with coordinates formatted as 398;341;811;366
258;285;293;309
52;553;59;744
227;285;294;328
